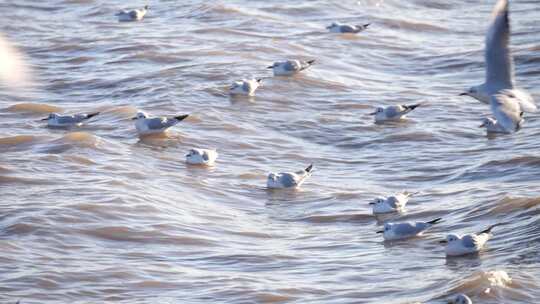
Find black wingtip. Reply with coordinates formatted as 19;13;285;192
86;112;100;119
174;114;189;121
364;23;370;28
256;78;262;83
426;217;442;225
305;164;313;172
145;5;149;10
479;223;500;235
307;59;315;65
405;104;420;110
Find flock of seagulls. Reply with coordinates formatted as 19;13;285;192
29;1;534;303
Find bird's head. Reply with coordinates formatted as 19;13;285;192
132;111;147;120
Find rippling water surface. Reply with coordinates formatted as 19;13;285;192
1;0;539;303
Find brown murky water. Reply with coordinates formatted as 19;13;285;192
1;0;539;303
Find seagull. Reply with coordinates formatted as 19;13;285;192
480;90;524;134
448;294;472;304
369;104;420;122
440;224;499;256
376;218;442;241
41;112;99;128
229;78;262;96
267;164;313;189
115;5;148;22
267;60;315;76
460;0;536;113
132;111;189;135
326;22;370;33
186;148;218;166
369;192;416;214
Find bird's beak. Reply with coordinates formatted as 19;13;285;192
267;66;273;69
368;112;377;115
376;230;383;234
40;117;49;121
459;92;468;96
439;240;447;244
479;122;486;128
368;202;375;205
131;117;137;120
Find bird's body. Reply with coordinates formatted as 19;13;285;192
268;60;315;76
132;112;189;135
229;78;261;96
267;164;313;189
116;5;148;22
186;148;218;166
327;22;370;33
377;218;441;241
480;90;524;134
462;0;536;113
42;112;99;128
441;225;497;256
370;104;420;122
370;192;414;214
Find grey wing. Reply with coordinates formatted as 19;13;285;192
393;223;421;235
461;235;478;248
491;92;522;131
241;82;250;92
56;115;79;124
340;25;358;33
386;196;399;208
279;173;298;187
385;106;406;118
485;0;513;87
146;117;174;130
283;61;300;72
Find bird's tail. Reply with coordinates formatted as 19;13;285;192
174;114;189;121
82;112;100;120
306;59;315;65
403;191;419;197
426;218;442;225
363;23;371;28
304;164;314;173
405;104;421;111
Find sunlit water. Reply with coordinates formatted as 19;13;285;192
1;0;539;303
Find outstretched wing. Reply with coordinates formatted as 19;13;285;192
485;0;513;88
491;91;522;132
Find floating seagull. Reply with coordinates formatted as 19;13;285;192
41;112;99;128
186;148;218;166
461;0;536;113
369;104;420;122
132;111;189;135
369;191;416;214
229;78;262;96
326;22;370;33
376;218;441;241
116;5;148;22
480;90;524;134
267;164;313;189
448;294;472;304
440;224;498;256
267;60;315;76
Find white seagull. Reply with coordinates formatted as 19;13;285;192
41;112;99;128
461;0;536;113
376;218;442;241
480;90;524;134
448;294;472;304
186;148;218;166
116;5;148;22
369;104;420;122
327;22;370;33
267;59;315;76
369;192;416;214
132;111;189;135
267;164;313;189
229;78;262;96
440;224;498;256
